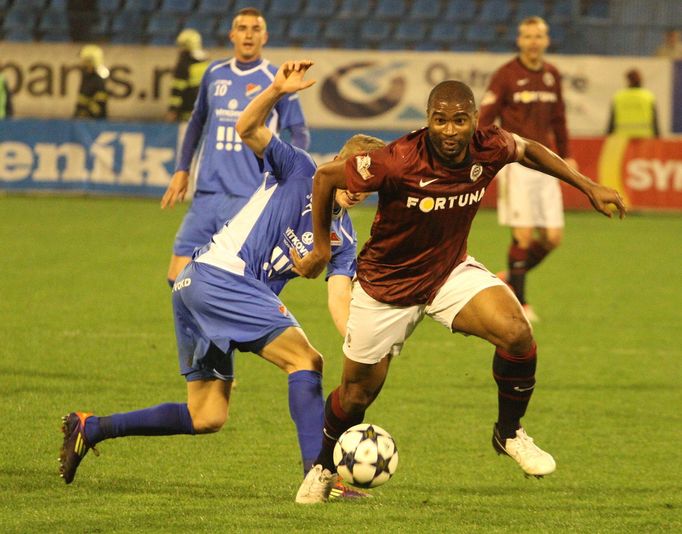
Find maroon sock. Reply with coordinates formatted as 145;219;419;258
315;388;364;472
507;242;529;304
526;240;550;271
493;343;537;439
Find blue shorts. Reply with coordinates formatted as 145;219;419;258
172;262;299;381
173;192;250;257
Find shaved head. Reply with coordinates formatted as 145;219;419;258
427;81;476;113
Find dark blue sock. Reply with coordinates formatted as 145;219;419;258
84;403;195;445
288;370;324;475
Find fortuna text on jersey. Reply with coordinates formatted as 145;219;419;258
406;187;486;213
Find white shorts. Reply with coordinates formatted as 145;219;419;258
342;256;506;364
496;162;564;228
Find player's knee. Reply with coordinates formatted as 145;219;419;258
498;315;533;354
340;383;375;414
191;410;228;434
288;345;323;373
545;235;562;250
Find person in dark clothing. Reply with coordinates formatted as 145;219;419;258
166;29;210;122
74;44;108;119
0;73;13;119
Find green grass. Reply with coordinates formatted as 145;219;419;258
1;195;681;532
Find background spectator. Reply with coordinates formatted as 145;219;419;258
74;44;109;119
606;69;659;137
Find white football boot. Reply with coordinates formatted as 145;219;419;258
493;425;556;477
295;464;334;504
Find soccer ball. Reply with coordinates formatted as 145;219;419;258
333;423;399;488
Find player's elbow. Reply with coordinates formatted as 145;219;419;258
235;118;253;140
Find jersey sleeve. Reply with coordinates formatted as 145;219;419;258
261;134;316;183
478;69;506;127
326;211;357;280
475;125;517;166
344;146;395;194
175;63;211;171
550;68;570;158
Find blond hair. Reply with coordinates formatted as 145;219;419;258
338;134;386;159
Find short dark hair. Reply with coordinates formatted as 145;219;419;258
427;81;476;112
232;7;267;30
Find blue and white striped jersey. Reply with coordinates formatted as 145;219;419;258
177;58;307;197
195;135;357;295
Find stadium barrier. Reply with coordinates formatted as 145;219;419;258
0;42;676;135
1;120;680;211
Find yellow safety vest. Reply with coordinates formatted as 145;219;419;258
0;73;7;119
612;88;656;138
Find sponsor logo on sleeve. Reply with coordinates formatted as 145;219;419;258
355;155;373;180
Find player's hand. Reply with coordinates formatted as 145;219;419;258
587;182;627;219
335;189;369;209
274;60;316;94
290;247;330;279
161;170;189;209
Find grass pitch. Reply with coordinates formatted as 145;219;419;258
1;195;681;533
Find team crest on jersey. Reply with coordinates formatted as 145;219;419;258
302;231;314;245
246;83;262;98
470;163;483;182
330;231;342;246
278;305;288;316
543;72;555;87
355;155;373;180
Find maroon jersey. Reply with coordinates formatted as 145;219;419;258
478;57;570;158
345;126;516;306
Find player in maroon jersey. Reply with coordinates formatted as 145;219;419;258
479;16;577;322
292;76;625;503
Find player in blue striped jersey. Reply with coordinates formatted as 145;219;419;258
59;60;385;498
161;7;310;285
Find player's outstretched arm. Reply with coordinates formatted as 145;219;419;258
514;134;626;219
291;159;347;278
236;60;315;158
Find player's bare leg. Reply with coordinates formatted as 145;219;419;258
296;355;391;503
186;379;233;433
59;380;227;484
259;326;366;499
502;226;561;322
453;285;556;477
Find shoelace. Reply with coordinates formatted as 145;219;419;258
306;469;332;499
512;431;544;459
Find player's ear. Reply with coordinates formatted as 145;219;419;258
262;31;269;46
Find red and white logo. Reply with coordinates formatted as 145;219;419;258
246;83;262;98
355;155;373;180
